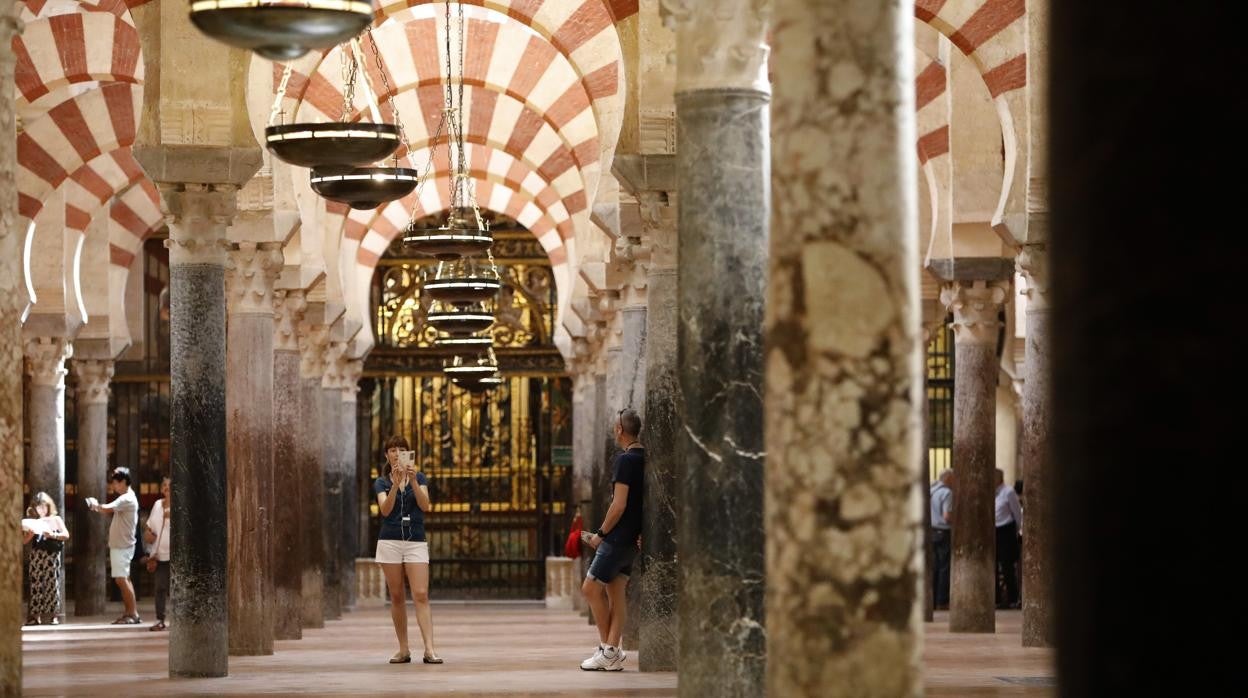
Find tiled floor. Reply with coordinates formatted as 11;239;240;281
20;603;1053;696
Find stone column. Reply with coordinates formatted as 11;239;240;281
321;341;347;620
339;357;362;611
25;337;71;516
272;289;306;640
297;324;328;628
765;2;922;694
72;359;114;616
0;3;22;689
637;192;679;671
1017;247;1052;646
225;241;282;656
163;184;237;677
940;280;1009;633
666;1;770;692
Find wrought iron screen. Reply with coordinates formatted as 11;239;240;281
927;319;955;482
365;217;573;599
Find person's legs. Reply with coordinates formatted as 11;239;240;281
933;530;951;608
581;575;611;645
605;575;628;649
117;576;137;618
381;562;409;655
154;561;170;622
404;561;436;659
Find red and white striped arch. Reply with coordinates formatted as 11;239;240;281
61;148;145;236
17;82;141;224
12;10;143;107
915;51;953;265
18;0;135;25
108;180;164;270
916;0;1028;239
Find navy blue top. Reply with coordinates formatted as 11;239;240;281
374;471;429;542
605;448;644;546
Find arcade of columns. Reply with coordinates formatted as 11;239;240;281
1;0;1066;695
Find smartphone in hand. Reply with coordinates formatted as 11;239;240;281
580;531;598;548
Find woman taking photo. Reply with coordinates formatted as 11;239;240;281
144;476;172;631
24;492;69;625
374;435;442;664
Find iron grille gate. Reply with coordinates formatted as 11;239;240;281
363;374;573;600
926;320;955;481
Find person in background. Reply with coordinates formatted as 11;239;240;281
86;466;141;624
144;476;172;631
995;468;1023;609
930;469;955;611
24;492;69;625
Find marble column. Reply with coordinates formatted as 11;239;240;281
321;341;347;620
163;184;236;677
765;2;922;694
1017;247;1052;647
272;289;306;640
940;280;1009;634
339;358;362;611
667;1;770;693
589;367;609;549
72;359;113;616
637;193;679;672
297;325;328;628
24;337;71;516
225;241;281;656
0;3;21;689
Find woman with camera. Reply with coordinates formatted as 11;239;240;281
143;476;172;631
374;435;442;665
24;492;69;625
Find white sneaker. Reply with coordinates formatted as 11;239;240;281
605;646;627;671
580;646;609;671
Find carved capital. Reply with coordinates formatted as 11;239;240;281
273;289;307;352
72;359;114;405
661;0;772;93
226;242;283;316
339;358;363;403
940;280;1010;346
297;323;330;379
24;337;72;388
638;191;678;273
321;340;349;390
1016;244;1049;311
161;183;239;265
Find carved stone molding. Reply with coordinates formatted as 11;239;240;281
226;242;283;316
321;341;349;390
339;358;363;403
1016;244;1049;311
638;190;678;273
24;336;72;388
272;289;307;352
297;323;329;379
660;0;773;93
72;359;115;405
940;280;1010;346
161;183;239;266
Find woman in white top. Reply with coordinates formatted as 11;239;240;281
143;476;172;631
24;492;69;625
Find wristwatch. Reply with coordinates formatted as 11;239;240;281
594;528;604;537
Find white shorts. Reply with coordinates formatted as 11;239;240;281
376;540;429;565
110;545;135;578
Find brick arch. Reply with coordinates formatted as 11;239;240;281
108;179;164;269
17;82;141;223
12;12;143;105
915;0;1028;238
62;148;147;238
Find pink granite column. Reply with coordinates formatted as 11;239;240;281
225;241;282;656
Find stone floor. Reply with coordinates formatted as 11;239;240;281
20;603;1053;696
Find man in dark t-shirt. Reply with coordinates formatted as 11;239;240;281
579;408;644;672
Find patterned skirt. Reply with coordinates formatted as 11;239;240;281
29;548;62;617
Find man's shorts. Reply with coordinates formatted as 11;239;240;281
376;539;430;564
110;545;135;578
586;539;636;584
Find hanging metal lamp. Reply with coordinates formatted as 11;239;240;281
422;259;501;305
452;374;502;393
402;208;493;260
434;334;492;349
266;39;409;173
189;0;375;61
266;122;400;170
444;345;500;392
310;166;419;210
427;301;494;335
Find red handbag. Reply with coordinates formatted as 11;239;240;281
564;513;583;559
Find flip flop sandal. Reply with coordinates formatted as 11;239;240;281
389;652;412;664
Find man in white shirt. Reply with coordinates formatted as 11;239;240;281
994;468;1023;609
87;466;141;624
930;469;955;610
